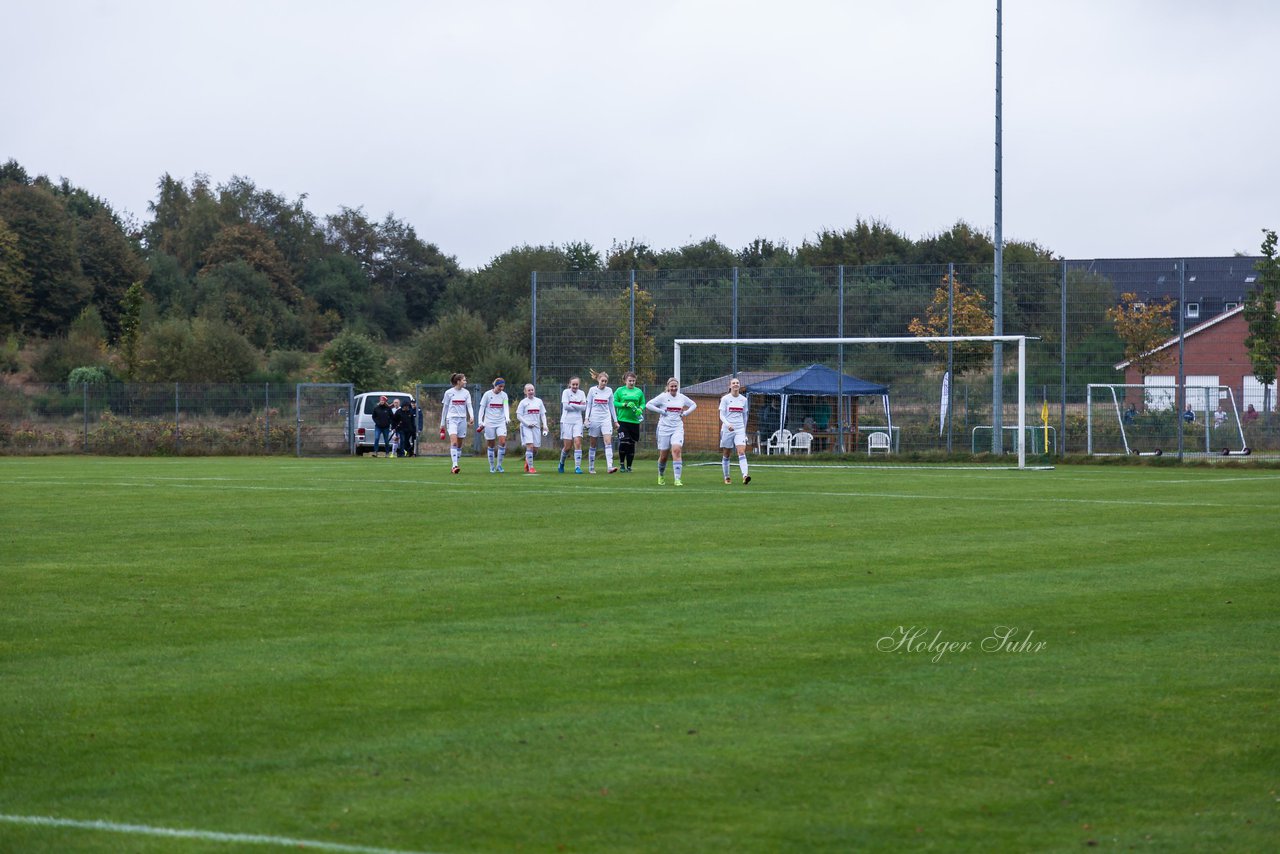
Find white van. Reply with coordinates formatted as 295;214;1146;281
349;391;419;455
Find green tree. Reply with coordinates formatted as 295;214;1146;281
406;308;490;378
76;207;149;338
610;284;658;387
605;238;659;272
320;330;388;388
0;217;30;333
117;281;145;380
440;245;571;325
797;220;913;267
1243;228;1280;415
189;319;259;381
0;182;91;335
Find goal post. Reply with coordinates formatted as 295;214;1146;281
1086;383;1248;457
673;335;1031;469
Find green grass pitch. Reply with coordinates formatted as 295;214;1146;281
1;456;1276;852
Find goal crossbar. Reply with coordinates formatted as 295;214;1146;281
673;335;1030;469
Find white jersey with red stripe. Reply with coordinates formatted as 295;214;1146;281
477;389;510;428
560;388;587;425
645;392;697;430
440;387;473;427
719;392;749;432
585;386;616;426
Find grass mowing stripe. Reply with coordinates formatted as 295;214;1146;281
2;457;1276;851
0;814;437;853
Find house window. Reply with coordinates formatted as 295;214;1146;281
1225;302;1239;311
1186;302;1200;319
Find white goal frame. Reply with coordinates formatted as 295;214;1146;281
673;335;1030;469
1086;383;1248;456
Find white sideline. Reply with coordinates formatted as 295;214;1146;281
0;814;437;854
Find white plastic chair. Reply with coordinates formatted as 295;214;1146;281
867;431;891;455
766;429;793;455
790;431;814;454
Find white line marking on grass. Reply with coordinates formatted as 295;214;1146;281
0;814;438;854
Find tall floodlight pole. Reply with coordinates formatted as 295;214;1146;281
991;0;1005;454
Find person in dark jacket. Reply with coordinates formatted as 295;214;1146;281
371;395;394;457
396;398;420;457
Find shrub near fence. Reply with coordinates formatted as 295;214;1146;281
0;383;298;456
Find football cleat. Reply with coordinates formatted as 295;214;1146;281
608;467;619;474
574;467;583;474
657;475;665;486
743;475;751;485
558;461;565;473
451;466;460;474
496;465;504;473
724;477;731;484
528;466;537;473
674;478;683;487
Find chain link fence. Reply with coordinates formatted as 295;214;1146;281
3;258;1275;458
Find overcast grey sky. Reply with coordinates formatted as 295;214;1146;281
6;0;1277;269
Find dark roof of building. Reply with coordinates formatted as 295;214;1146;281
1066;257;1263;305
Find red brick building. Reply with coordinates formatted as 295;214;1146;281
1115;306;1277;414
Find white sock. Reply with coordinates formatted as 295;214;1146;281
722;457;731;478
739;454;749;476
451;447;460;466
574;450;582;467
674;460;683;479
589;448;597;469
526;449;534;467
497;446;505;465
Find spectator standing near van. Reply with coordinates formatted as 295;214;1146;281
371;395;394;457
440;373;474;474
476;378;512;473
585;371;619;474
558;376;587;474
516;383;550;473
396;397;419;457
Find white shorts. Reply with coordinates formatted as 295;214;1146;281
481;422;507;438
656;424;685;451
446;417;468;438
588;421;614;439
519;425;543;447
560;421;583;441
720;428;748;449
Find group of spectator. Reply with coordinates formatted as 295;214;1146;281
370;395;421;457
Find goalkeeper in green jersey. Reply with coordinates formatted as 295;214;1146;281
613;371;646;472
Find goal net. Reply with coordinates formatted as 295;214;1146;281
672;336;1033;468
1086;383;1248;456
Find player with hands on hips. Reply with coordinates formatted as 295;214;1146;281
476;377;511;473
645;376;697;486
440;372;473;474
719;377;752;485
516;383;550;473
558;376;587;474
585;370;620;474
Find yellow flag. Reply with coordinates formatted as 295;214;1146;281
1040;399;1049;425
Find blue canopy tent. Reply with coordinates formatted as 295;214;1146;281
745;364;891;451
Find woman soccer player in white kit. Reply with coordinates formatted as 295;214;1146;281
584;371;620;474
475;377;511;473
558;376;587;474
645;377;697;486
516;383;549;473
439;372;474;474
719;377;752;485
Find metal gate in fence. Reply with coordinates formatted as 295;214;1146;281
296;383;354;457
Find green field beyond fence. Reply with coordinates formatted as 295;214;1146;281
1;458;1276;852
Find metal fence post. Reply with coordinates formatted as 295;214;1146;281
946;262;955;453
1060;259;1067;455
731;267;739;379
175;382;181;455
629;269;636;373
530;271;538;385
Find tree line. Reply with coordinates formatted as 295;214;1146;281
1;158;1122;390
